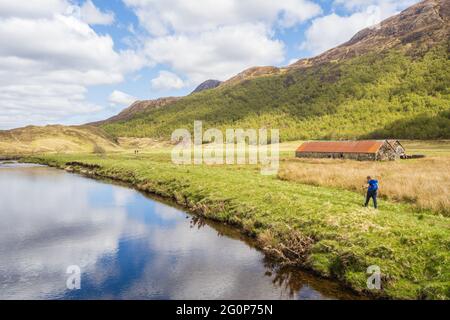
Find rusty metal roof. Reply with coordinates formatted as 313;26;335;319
296;140;385;154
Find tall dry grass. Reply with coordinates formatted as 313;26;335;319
279;157;450;215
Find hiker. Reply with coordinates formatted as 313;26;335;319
364;176;378;209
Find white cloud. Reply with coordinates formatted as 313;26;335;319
109;90;137;106
301;0;419;55
0;0;325;128
0;2;146;129
0;0;68;19
126;0;319;83
151;71;185;91
300;11;377;55
124;0;322;36
0;15;125;82
144;23;285;83
0;174;133;299
333;0;417;11
79;0;115;25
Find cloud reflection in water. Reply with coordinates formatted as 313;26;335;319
0;165;355;300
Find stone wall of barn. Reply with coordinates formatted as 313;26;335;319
295;152;377;161
389;141;406;157
376;143;400;161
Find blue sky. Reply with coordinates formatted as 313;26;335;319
0;0;418;129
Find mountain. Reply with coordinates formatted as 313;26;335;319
98;0;449;141
91;79;222;126
191;80;222;94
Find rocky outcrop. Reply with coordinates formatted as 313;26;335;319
222;66;282;86
289;0;449;69
191;80;222;94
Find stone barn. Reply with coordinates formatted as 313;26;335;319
296;140;405;161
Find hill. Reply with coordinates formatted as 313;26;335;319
89;97;180;126
0;125;120;155
99;0;450;141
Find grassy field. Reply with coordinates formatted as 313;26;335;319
23;141;450;300
279;141;450;215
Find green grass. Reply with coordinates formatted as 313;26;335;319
401;140;450;157
25;152;450;300
102;45;450;141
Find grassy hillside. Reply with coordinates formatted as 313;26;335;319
0;125;120;155
101;45;450;141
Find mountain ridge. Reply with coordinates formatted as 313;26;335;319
290;0;449;69
88;97;180;126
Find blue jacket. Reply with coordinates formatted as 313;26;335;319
368;180;379;192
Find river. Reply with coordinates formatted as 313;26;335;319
0;162;357;300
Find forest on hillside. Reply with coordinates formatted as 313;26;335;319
102;44;450;141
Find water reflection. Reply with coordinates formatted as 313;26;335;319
0;164;357;300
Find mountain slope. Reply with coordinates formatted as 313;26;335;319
100;0;450;141
290;0;449;69
0;125;120;155
89;97;180;126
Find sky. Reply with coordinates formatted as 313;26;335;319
0;0;419;129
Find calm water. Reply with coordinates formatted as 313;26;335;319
0;162;356;300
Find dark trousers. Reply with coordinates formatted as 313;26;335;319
365;190;378;209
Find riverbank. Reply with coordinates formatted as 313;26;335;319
0;155;21;161
24;153;450;300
